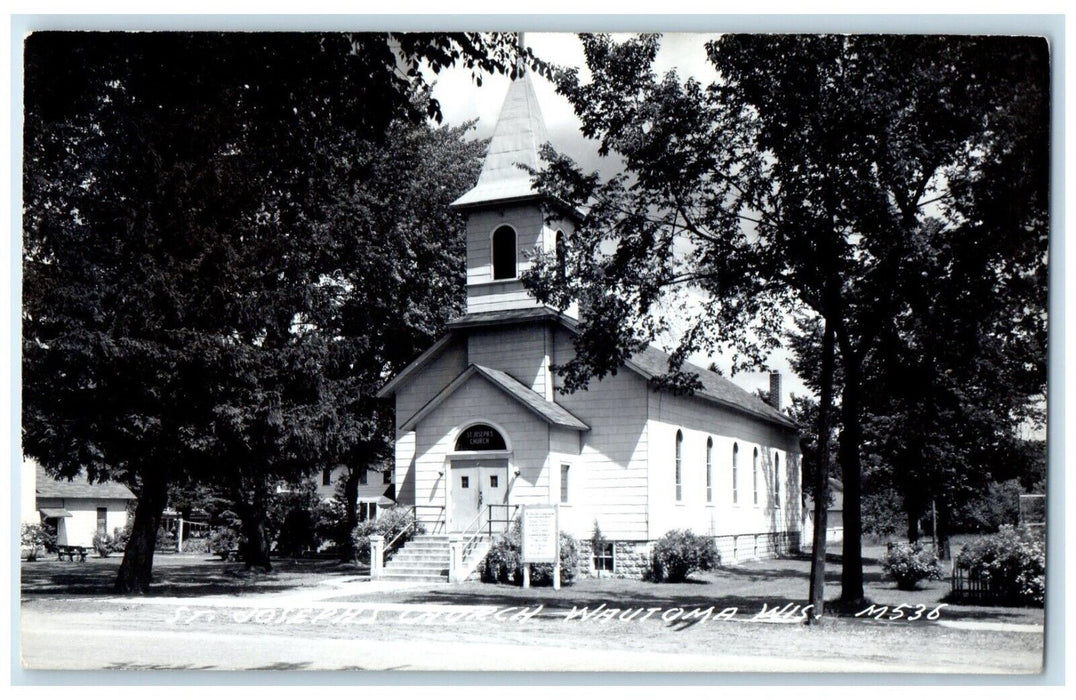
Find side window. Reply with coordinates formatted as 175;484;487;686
383;470;392;485
674;430;683;502
322;468;332;486
492;225;517;280
461;476;470;489
732;442;739;504
560;464;570;503
774;453;781;508
705;437;713;503
753;447;759;505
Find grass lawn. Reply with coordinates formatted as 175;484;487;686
20;552;366;598
326;544;1044;627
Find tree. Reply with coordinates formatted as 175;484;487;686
23;32;535;592
523;34;1048;611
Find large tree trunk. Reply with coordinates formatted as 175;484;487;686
807;319;836;623
839;361;865;605
237;492;273;572
114;468;169;594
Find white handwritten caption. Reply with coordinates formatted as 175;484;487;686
168;602;948;626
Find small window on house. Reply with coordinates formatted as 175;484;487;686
706;437;713;503
732;442;739;504
322;468;332;486
359;469;368;486
383;470;392;485
560;464;570;503
675;430;683;502
492;225;517;280
96;507;107;536
753;447;759;505
461;476;470;489
774;453;781;508
593;542;614;572
490;474;499;488
370;503;378;520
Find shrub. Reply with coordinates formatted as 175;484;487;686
156;526;176;552
883;542;944;590
111;523;131;552
276;504;317;556
312;499;349;553
648;529;719;583
92;531;115;557
955;525;1045;606
480;524;579;586
209;528;240;559
350;506;423;561
21;524;54;562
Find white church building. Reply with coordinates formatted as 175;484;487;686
377;67;803;579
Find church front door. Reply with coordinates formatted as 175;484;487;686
449;459;508;532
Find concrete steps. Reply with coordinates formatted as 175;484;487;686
380;534;491;583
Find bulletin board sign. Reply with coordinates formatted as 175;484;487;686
521;504;558;564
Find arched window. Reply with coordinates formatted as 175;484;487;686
774;453;781;508
732;442;739;504
492;225;517;280
752;447;759;505
455;424;507;451
675;430;683;502
555;229;567;280
705;437;713;503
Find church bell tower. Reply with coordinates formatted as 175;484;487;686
450;49;576;318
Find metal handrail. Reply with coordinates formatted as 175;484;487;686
382;505;445;562
459;507;487;561
487;503;521;539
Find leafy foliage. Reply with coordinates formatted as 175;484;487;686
480;525;579;586
882;542;944;590
647;529;719;583
524;34;1048;603
955;526;1045;606
21;524;55;562
350;506;424;561
23;32;515;591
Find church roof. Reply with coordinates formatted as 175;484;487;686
451;70;550;209
625;345;799;431
399;363;590;433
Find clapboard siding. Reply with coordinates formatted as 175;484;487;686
467;324;550;397
647;390;802;541
410;373;553;530
551;327;651;540
394;338;468;432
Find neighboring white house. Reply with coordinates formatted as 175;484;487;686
377;67;803;577
25;458;136;548
315;464;395;520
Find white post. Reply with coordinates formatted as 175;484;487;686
448;534;463;583
369;534;384;580
522;563;531;589
176;515;184;553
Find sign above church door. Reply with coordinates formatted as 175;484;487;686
455;424;507;451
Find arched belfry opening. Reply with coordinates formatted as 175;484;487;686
492;226;517;280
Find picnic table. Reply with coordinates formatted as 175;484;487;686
56;545;88;562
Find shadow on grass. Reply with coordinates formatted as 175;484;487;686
21;556;362;598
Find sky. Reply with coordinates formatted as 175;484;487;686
429;33;809;407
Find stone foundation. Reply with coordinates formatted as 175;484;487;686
577;540;652;579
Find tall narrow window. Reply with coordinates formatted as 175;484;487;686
359;468;368;486
732;442;739;504
322;468;332;486
555;230;567;280
774;453;781;508
492;225;517;280
675;430;683;502
705;438;714;503
560;464;570;503
96;507;107;536
753;447;759;505
383;469;392;485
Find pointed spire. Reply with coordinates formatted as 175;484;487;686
451;53;551;209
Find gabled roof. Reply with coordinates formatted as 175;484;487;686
375;333;459;399
33;462;136;500
625;345;798;430
451;71;550;209
399;363;589;433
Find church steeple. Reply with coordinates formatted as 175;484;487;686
451;65;550;210
451;46;576;317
